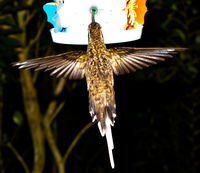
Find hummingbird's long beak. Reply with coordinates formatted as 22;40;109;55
91;6;97;22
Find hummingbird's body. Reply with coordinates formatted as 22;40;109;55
86;22;115;130
85;23;116;167
13;20;186;168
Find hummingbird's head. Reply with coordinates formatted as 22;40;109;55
88;22;104;43
88;21;101;30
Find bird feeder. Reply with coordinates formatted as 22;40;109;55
43;0;147;44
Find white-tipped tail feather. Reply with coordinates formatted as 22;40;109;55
97;116;115;168
105;117;115;168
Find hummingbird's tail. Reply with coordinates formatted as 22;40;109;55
89;96;116;168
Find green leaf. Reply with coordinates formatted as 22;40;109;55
2;5;32;14
0;17;16;26
0;0;11;10
2;133;9;143
179;51;187;61
187;65;198;74
195;35;200;45
173;29;186;42
171;4;178;11
13;110;24;126
0;28;22;36
0;36;21;47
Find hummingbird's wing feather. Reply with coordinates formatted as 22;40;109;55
108;47;186;75
13;50;87;80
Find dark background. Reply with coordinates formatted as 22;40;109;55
1;0;200;173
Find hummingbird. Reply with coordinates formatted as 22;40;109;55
13;9;186;168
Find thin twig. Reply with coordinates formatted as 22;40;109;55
25;12;35;26
54;78;66;97
63;121;96;164
43;99;65;173
27;18;47;51
43;78;66;125
49;101;65;124
0;83;3;172
6;143;30;173
43;119;65;173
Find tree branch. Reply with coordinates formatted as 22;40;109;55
27;18;47;51
16;7;46;172
7;143;30;173
54;78;66;97
44;123;65;173
50;101;65;124
63;121;96;164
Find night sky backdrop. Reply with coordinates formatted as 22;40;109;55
1;0;199;173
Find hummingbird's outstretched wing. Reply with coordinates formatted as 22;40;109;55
108;47;186;75
13;50;87;80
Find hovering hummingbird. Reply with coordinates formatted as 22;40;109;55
13;10;186;168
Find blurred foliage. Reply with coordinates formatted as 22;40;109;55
0;0;200;173
12;110;24;126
